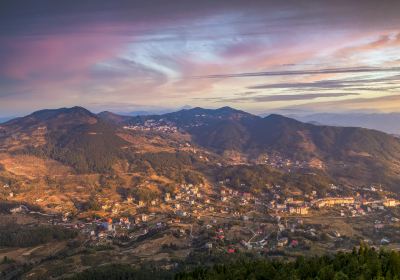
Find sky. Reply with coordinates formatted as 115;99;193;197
1;0;400;118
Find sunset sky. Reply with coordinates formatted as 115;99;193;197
1;0;400;118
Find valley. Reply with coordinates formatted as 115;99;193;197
1;106;400;279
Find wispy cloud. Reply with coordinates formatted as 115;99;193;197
283;94;400;113
193;67;400;79
249;75;400;89
197;92;360;103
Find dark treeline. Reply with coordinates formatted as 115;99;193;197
17;121;126;173
69;264;174;280
0;224;78;247
70;246;400;280
176;246;400;280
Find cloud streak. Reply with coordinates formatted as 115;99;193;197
197;92;360;103
193;67;400;79
283;94;400;113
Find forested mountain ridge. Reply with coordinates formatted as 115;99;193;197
2;106;400;189
109;106;400;189
0;106;129;173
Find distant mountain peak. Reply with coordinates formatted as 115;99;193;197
264;113;303;123
31;106;94;119
215;106;246;114
3;106;98;128
217;106;236;111
185;106;205;112
97;111;131;124
98;111;117;116
180;105;193;110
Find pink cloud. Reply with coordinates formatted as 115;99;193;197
0;26;128;82
335;32;400;59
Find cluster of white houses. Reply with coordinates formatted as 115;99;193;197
267;195;400;216
123;119;178;133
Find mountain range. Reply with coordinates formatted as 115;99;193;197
1;106;400;191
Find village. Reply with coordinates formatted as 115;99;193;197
5;178;400;260
123;119;179;133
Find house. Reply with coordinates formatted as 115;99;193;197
290;240;299;247
243;192;253;200
241;240;252;249
240;199;248;205
141;214;148;222
383;198;398;207
276;204;287;210
313;197;355;208
277;237;288;247
102;218;114;231
381;238;390;245
176;210;187;217
289;206;309;215
102;204;111;211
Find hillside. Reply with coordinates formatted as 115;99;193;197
3;108;400;279
2;106;400;189
0;107;129;173
117;107;400;189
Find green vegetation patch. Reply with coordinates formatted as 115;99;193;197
0;224;78;247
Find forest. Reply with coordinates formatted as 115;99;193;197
0;223;78;247
70;246;400;280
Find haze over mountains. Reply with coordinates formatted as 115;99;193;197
292;113;400;136
2;106;400;190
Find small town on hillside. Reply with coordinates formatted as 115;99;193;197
4;177;400;260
